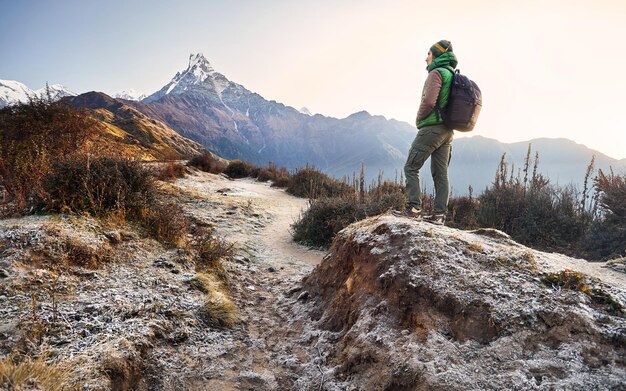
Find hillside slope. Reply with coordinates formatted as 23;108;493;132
65;92;206;160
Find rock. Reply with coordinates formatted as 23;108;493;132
120;230;138;241
0;268;8;278
154;259;176;269
233;255;250;264
267;267;277;273
84;304;100;313
104;231;122;245
74;269;99;279
0;320;18;340
302;215;626;390
286;286;302;296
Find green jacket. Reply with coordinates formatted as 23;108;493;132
416;52;458;129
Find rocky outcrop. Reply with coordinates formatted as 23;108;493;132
301;215;625;390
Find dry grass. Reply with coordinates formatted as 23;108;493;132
542;269;623;315
191;272;238;329
467;243;484;253
34;230;113;269
0;356;76;391
101;343;144;391
193;229;234;277
198;290;238;329
521;251;538;270
189;272;221;294
543;269;588;291
142;202;188;247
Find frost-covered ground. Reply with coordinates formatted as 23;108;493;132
0;170;326;389
299;216;626;390
0;170;624;390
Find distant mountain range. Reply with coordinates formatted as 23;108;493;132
449;136;625;194
3;54;625;193
0;79;75;107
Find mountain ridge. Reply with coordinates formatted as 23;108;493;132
128;53;625;192
0;79;75;107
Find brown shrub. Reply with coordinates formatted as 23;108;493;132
292;189;405;248
223;160;253;178
193;229;233;277
584;170;626;260
157;162;187;181
255;168;274;182
187;153;225;174
447;194;480;229
270;175;291;188
142;202;188;247
0;93;97;209
42;155;154;218
286;167;351;198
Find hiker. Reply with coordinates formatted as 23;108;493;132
393;40;457;225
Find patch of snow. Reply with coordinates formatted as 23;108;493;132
165;81;178;95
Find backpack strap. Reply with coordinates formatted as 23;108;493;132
433;67;456;120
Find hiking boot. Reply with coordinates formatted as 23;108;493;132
424;213;445;225
392;207;422;220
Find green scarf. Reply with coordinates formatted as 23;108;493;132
426;51;458;72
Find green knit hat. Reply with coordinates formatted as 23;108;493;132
430;40;453;57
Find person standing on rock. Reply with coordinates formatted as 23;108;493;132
393;40;457;225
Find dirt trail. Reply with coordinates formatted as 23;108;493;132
228;177;323;267
168;171;326;389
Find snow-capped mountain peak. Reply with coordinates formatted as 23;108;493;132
0;80;34;106
0;80;76;108
114;89;147;101
36;84;76;99
185;53;215;86
144;52;241;102
188;53;214;75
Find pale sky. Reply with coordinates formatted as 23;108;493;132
2;0;625;159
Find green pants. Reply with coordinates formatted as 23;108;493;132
404;124;453;214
